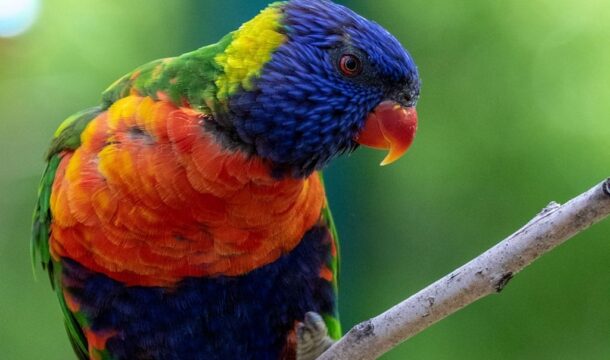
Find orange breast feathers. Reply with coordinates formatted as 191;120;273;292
49;96;326;286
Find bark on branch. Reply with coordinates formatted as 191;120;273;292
319;178;610;360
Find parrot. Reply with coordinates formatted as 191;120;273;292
31;0;420;359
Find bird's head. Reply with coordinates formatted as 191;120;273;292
214;0;420;177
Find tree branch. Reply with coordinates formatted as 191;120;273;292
319;178;610;360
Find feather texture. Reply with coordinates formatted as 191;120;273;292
50;95;326;286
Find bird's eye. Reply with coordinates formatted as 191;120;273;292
339;54;363;77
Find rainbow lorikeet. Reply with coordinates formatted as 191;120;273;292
31;0;420;359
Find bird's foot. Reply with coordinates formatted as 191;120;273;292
296;312;334;360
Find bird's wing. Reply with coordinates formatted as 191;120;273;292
32;106;104;359
319;176;342;339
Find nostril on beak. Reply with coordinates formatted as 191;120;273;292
394;89;419;109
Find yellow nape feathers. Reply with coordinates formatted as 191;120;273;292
215;5;286;99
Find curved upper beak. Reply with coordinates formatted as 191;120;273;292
354;101;418;166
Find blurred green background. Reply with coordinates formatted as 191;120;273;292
1;0;608;359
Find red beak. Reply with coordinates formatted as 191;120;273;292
354;101;418;166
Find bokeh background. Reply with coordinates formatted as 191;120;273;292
1;0;608;359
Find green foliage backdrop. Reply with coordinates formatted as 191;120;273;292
0;1;608;359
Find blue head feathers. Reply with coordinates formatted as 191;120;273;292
225;0;420;177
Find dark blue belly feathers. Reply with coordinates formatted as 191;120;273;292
61;225;336;360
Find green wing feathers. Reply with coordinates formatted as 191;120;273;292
318;173;342;339
31;155;60;275
31;107;102;359
321;202;342;340
32;106;102;272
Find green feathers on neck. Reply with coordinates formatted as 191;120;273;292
102;4;286;114
101;33;232;113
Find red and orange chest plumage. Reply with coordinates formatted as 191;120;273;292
50;95;326;286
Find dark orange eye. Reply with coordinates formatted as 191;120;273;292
339;54;362;77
